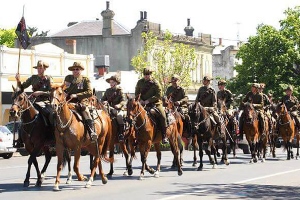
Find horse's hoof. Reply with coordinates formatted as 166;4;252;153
261;158;265;163
249;159;253;163
107;172;113;177
149;168;155;175
102;177;108;184
66;179;72;184
217;152;221;157
154;171;160;178
178;170;183;176
212;164;216;169
123;171;128;176
225;160;230;165
53;185;60;191
192;163;196;167
85;181;92;188
128;169;133;176
197;167;203;171
23;181;30;187
138;176;144;180
35;180;42;187
171;165;176;169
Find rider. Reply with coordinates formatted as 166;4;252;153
135;68;168;144
165;74;191;138
239;83;265;136
195;75;222;134
217;79;236;132
258;83;272;132
15;60;53;147
101;75;126;142
64;61;97;141
279;85;300;130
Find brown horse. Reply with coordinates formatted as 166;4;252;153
126;95;182;179
162;96;184;168
257;111;269;162
242;102;260;163
188;102;217;170
51;85;113;190
90;95;137;176
276;102;295;160
10;86;69;187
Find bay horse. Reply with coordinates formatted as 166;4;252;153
276;102;295;160
188;102;217;171
162;96;184;168
126;95;182;179
10;86;69;187
51;85;113;191
90;95;137;176
242;102;260;163
217;98;237;159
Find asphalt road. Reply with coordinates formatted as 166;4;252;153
1;148;300;200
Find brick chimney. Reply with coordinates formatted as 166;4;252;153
101;1;115;37
184;18;194;37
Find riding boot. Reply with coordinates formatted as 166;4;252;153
238;117;244;140
85;119;97;141
161;127;169;144
118;124;125;142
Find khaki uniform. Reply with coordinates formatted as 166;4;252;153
135;78;167;128
240;91;265;134
217;89;233;110
280;95;300;128
102;86;126;124
64;75;92;105
195;85;221;126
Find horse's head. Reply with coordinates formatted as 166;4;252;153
218;98;227;114
126;94;140;121
243;102;255;120
10;85;28;118
162;95;175;110
50;84;66;113
276;102;288;116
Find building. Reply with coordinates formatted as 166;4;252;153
27;1;215;100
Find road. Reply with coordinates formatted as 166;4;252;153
1;148;300;200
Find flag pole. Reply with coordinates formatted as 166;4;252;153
17;5;25;74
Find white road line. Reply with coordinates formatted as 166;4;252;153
158;189;208;200
234;168;300;184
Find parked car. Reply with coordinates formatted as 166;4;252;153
0;125;17;159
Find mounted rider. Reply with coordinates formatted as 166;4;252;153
217;79;237;131
165;74;191;138
15;60;53;147
258;83;272;132
279;85;300;131
195;75;222;134
101;75;126;142
64;61;97;141
135;68;168;144
239;83;265;136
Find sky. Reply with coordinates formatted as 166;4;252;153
1;0;299;46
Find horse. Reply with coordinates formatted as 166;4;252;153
50;84;113;190
10;86;69;187
241;102;260;163
162;96;184;168
188;102;217;170
217;98;237;159
257;109;269;162
126;94;182;179
89;95;137;176
276;102;295;160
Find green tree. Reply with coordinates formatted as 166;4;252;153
131;30;197;93
0;28;16;47
227;6;300;100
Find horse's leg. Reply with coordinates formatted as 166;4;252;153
107;145;115;176
139;148;146;180
65;149;73;184
119;141;131;176
178;135;184;167
31;152;42;187
53;144;64;191
127;138;136;176
296;134;299;160
222;137;229;165
169;134;183;176
192;137;197;167
73;148;87;181
86;151;100;188
249;141;255;163
153;143;161;177
170;142;176;169
198;140;204;171
40;147;52;181
206;139;216;168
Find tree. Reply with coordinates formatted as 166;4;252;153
0;28;16;48
227;6;300;100
131;30;197;93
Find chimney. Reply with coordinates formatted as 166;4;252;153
143;11;147;20
219;38;222;46
184;18;194;37
101;1;115;37
140;11;144;21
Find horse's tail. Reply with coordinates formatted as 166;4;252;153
62;148;71;169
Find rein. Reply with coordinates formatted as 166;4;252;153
128;102;147;131
52;95;74;130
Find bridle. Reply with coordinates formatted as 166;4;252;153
127;100;147;131
51;91;73;129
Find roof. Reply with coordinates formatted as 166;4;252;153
50;20;130;37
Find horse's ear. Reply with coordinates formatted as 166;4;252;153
61;83;67;91
135;93;141;102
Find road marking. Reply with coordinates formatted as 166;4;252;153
234;168;300;184
158;189;208;200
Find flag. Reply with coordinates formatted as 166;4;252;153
15;17;30;49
